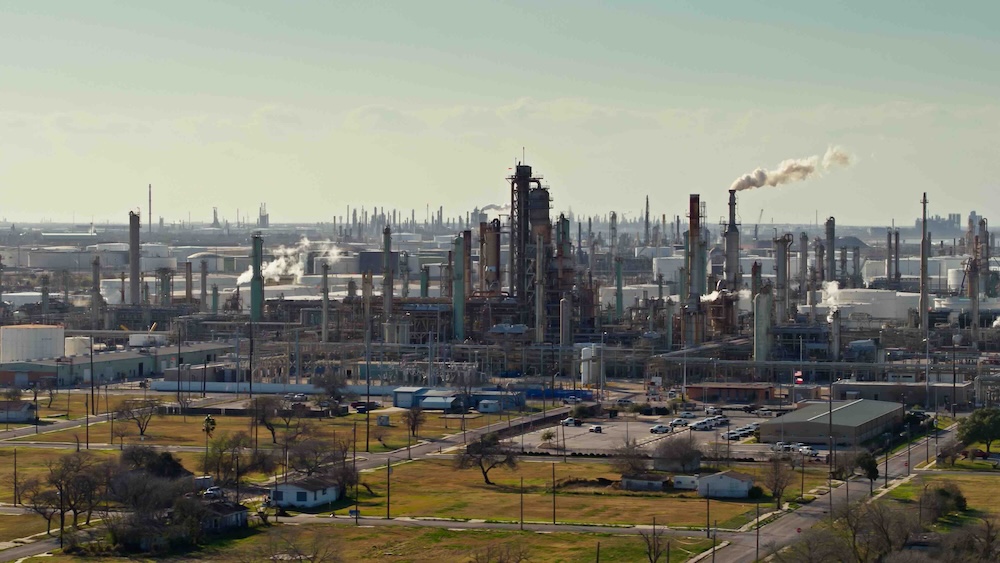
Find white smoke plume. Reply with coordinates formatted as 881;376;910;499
821;280;842;307
992;317;1000;329
481;203;511;212
730;146;852;192
236;237;341;286
701;291;721;302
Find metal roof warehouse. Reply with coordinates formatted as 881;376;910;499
758;399;904;446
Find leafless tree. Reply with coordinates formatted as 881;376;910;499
938;438;962;467
454;433;518;485
115;398;161;437
112;422;131;450
372;425;388;448
638;517;668;562
289;436;347;476
40;378;57;408
652;436;702;472
21;477;60;535
470;542;530;563
249;396;280;444
611;438;648;476
763;454;795;508
403;406;426;438
767;526;847;563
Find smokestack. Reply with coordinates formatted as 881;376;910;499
185;261;193;303
321;263;329;343
129;211;141;305
852;247;861;288
774;234;792;322
251;233;264;322
799;233;809;303
211;284;219;314
453;235;466;341
41;274;50;317
724;190;740;288
839;246;847;286
463;230;472;300
200;260;208;312
886;229;894;286
817;242;826;282
383;225;393;318
894;229;901;285
535;233;545;343
148;184;152;234
920;193;929;330
825;217;836;285
420;266;429;298
91;256;102;328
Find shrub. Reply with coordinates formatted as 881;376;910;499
748;485;765;500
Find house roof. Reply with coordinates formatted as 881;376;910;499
709;470;755;483
202;501;248;516
0;401;32;410
623;474;668;482
394;387;427;394
276;475;339;492
420;396;458;409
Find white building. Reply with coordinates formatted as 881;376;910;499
697;471;754;499
269;476;340;509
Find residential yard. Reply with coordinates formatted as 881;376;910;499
333;458;760;528
0;448;119;504
31;523;713;563
888;473;1000;516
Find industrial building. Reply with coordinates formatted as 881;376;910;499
757;399;904;446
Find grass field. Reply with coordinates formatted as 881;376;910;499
14;409;509;454
889;473;1000;516
0;513;53;544
33;392;148;420
329;458;758;528
34;523;713;563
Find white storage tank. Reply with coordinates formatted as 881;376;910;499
947;269;966;292
0;325;65;363
64;336;91;356
580;345;604;386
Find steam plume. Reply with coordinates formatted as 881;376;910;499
236;237;341;286
730;146;852;192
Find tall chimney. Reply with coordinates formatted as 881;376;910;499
886;229;894;286
920;193;929;331
825;217;836;285
250;233;264;322
894;229;901;285
383;226;393;318
799;233;809;303
321;262;330;343
129;211;141;305
200;260;208;312
185;261;194;303
91;256;102;328
724;189;740;288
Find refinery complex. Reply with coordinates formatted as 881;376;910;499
0;159;996;411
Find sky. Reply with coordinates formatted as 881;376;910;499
1;1;998;227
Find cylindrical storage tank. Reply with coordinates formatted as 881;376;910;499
947;269;966;292
0;325;66;363
64;336;91;357
141;243;170;258
580;345;603;386
140;256;178;271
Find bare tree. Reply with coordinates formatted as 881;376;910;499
638;517;668;563
403;406;426;438
763;454;795;508
938;438;962;467
115;398;161;437
372;425;388;448
611;438;649;476
289;437;345;476
112;423;131;450
470;542;530;563
40;379;57;408
652;436;702;472
249;396;280;444
454;433;518;485
21;478;60;535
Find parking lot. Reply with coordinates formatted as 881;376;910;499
517;409;780;456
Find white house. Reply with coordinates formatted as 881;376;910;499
672;475;698;490
269;476;340;509
0;401;35;423
697;471;754;499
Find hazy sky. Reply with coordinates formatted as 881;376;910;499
2;1;998;227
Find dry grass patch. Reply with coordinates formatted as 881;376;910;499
343;458;754;527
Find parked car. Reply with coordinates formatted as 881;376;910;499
615;398;634;407
561;417;582;426
723;431;741;440
771;441;788;452
563;396;582;405
680;411;697;419
706;407;721;415
962;448;990;459
650;424;672;434
203;486;223;500
668;418;688;427
588;425;603;433
798;446;818;457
